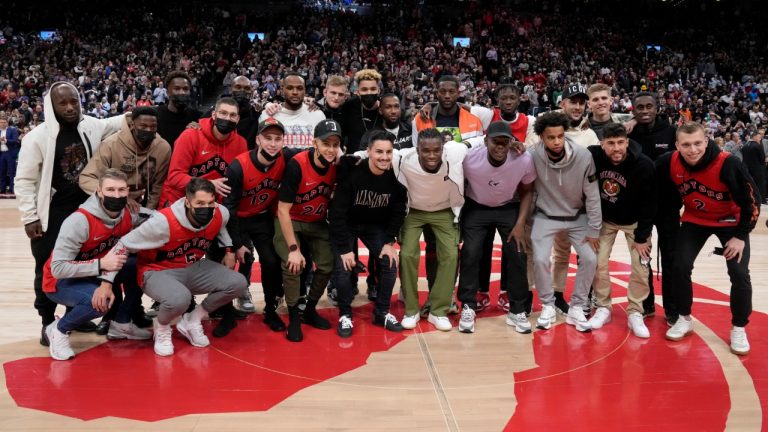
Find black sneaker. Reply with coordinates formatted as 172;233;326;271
74;320;98;333
263;310;286;332
95;319;110;335
366;284;378;301
40;325;50;347
132;313;153;329
419;302;431;318
212;319;237;338
337;315;353;338
373;313;404;332
210;306;248;320
554;292;569;315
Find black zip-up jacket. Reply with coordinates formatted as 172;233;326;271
588;144;656;243
655;142;760;240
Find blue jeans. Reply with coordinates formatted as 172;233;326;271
46;259;139;332
331;225;397;317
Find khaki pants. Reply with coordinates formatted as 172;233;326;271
593;221;649;314
273;219;334;307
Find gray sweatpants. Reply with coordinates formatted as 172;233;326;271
531;214;596;308
143;258;248;325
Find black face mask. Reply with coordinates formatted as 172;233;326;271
134;130;155;147
316;153;334;167
231;91;251;109
191;206;215;225
102;195;127;212
214;118;237;135
170;94;190;110
360;94;379;109
259;147;280;162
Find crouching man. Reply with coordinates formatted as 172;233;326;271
104;177;248;356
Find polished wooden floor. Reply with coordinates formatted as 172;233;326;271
1;198;766;431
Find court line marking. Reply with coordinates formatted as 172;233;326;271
415;328;460;432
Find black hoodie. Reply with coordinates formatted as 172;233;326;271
655;141;760;240
588;144;656;243
629;120;677;161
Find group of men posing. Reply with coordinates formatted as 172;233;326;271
16;69;761;361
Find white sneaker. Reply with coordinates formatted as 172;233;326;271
566;306;592;332
627;312;650;338
536;304;557;330
506;312;532;334
236;290;256;313
46;320;75;361
730;326;750;355
401;313;420;329
107;321;152;340
665;316;693;341
153;319;174;356
458;305;475;333
588;307;612;329
428;313;452;331
176;313;210;347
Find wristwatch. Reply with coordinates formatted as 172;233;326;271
289;244;299;252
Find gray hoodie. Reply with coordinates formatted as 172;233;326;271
101;198;232;283
530;137;602;237
50;194;149;279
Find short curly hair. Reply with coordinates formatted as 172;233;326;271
533;111;570;136
354;69;382;85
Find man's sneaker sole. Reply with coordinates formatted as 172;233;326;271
505;316;532;334
665;330;693;341
565;316;592;332
458;323;475;333
730;347;750;356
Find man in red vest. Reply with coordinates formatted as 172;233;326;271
275;119;343;342
223;118;305;333
44;169;149;360
658;122;760;355
105;177;248;356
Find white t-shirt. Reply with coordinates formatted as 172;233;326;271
260;105;326;149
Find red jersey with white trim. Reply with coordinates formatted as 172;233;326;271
491;108;529;142
289;151;336;223
235;152;285;218
42;208;132;293
136;205;223;283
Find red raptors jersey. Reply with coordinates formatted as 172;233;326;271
289;151;336;223
235;151;285;218
491;108;529;142
137;206;224;284
42;208;133;293
670;151;740;227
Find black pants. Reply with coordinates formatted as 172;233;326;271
674;223;752;327
331;225;397;318
478;231;509;294
238;212;284;309
643;216;679;318
457;201;527;314
30;199;86;326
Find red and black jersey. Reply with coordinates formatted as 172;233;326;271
42;208;133;293
136;206;223;284
671;151;740;227
235;151;285;218
491;108;529;142
289;151;336;223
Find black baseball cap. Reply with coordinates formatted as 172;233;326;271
486;121;514;139
258;117;285;134
563;84;587;100
314;119;342;139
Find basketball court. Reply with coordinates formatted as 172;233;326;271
1;199;766;431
